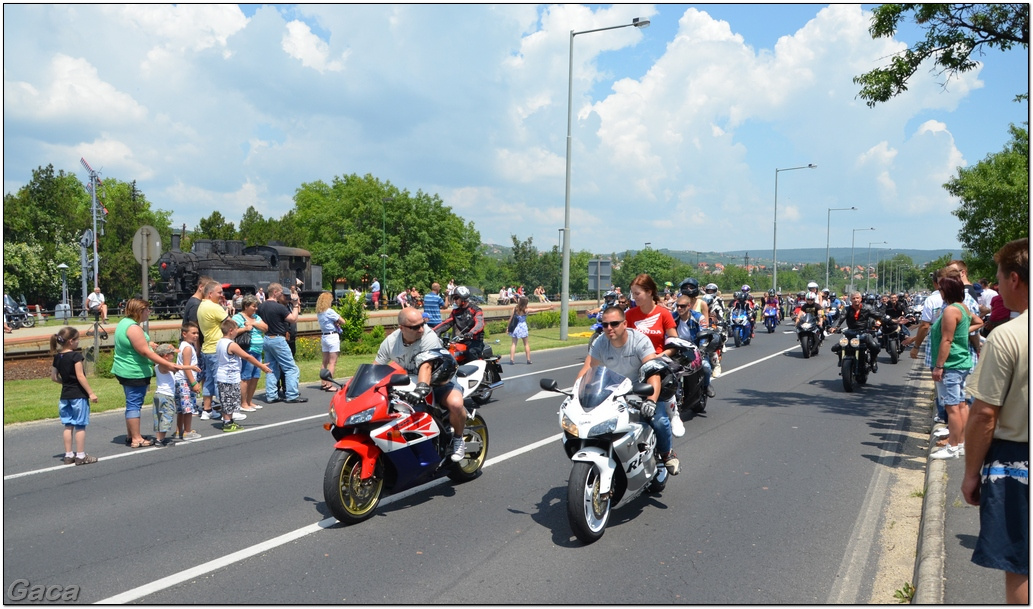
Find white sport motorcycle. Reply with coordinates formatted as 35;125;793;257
540;366;668;544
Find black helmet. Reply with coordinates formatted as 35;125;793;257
733;291;745;301
414;348;457;386
768;289;775;297
680;278;700;297
639;356;678;401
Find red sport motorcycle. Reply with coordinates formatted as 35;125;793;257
320;364;489;524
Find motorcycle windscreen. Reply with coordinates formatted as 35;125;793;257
577;366;627;411
346;363;400;400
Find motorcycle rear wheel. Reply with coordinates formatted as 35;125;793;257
323;449;384;525
448;413;489;482
567;461;610;544
800;335;812;359
888;339;899;364
22;315;35;328
841;360;855;393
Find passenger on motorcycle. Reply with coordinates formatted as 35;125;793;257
831;292;884;370
679;278;710;321
433;286;486;359
701;293;725;377
376;307;468;462
730;286;757;338
806;281;824;308
704;283;725;323
626;274;684;440
577;305;680;475
674;294;715;398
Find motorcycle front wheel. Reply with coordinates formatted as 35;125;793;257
888;338;899;364
323;449;384;525
733;328;742;348
22;315;35;328
448;413;489;482
800;335;812;359
567;461;610;544
841;359;855;393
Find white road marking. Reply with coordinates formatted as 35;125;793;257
95;432;564;604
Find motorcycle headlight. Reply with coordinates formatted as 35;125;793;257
327;405;336;425
345;407;375;426
849;338;861;348
560;412;578;437
839;337;848;347
800;322;812;330
588;417;619;436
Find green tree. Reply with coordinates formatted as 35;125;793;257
238;206;270;246
854;4;1029;107
96;179;173;300
945;123;1030;277
194;211;238;241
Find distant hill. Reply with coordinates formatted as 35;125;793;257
479;243;959;267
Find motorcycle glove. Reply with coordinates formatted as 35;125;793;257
410;382;432;404
640;399;657;419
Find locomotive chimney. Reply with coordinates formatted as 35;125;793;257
172;224;183;252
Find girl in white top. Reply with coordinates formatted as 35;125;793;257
215;318;270;431
174;322;202;440
315;292;343;391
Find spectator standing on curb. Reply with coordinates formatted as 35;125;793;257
507;296;532;365
903;268;947;423
197;281;229;421
151;344;179;447
174;322;202;440
182;276;211;325
962;238;1029;604
928;274;983;459
216;318;272;432
446;278;456;308
316;291;342;391
423;282;445;326
233;295;267;411
256;287;266;303
50;327;99;465
258;283;306;403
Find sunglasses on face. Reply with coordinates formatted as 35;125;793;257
401;323;424;330
676;304;690;309
601;320;623;329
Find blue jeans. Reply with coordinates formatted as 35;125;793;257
650;399;673;455
264;336;299;400
701;356;713;388
123;383;149;419
200;352;219;398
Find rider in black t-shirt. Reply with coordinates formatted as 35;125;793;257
433;286;486;359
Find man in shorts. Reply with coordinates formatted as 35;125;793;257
962;238;1028;604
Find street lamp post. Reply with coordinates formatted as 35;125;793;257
381;196;394;296
772;164;816;292
561;16;650;340
867;241;886;293
825;206;856;289
849;227;875;294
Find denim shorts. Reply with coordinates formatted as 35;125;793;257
122;383;150;420
201;352;219;397
59;398;90;427
240;350;264;380
972;439;1029;574
934;368;970;405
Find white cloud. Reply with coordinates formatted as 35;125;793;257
282;20;346;73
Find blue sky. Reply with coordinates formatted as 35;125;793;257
3;4;1028;258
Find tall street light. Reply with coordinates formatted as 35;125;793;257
825;206;856;289
381;196;394;295
849;227;875;294
867;241;886;293
772;164;817;292
561;16;650;340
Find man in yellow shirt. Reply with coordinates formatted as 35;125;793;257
197;280;228;420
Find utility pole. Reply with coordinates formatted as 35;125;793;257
745;252;750;276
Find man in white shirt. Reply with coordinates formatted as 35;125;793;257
86;286;108;322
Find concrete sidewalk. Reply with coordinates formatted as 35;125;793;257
912;377;1007;604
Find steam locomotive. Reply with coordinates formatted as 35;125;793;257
152;233;323;317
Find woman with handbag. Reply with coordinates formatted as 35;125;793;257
232;295;268;412
507;297;532;365
316;292;343;391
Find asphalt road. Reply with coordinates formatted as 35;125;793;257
4;323;921;604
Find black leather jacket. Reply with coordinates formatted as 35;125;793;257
835;304;883;331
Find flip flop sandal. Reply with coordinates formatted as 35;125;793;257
129;439;153;448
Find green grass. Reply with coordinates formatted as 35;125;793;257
4;327;593;426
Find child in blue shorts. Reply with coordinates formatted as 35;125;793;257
153;344;179;447
50;327;99;465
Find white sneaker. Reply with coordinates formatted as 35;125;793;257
930;445;960;459
200;410;215;420
240;406;257;412
669;403;685;438
932;427;950;438
450;437;467;462
231;412;247;421
712;363;722;378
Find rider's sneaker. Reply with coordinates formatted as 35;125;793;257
871;361;879;373
706;384;716;398
669;403;685;438
450;437;467;462
712;363;722;378
662;451;680;476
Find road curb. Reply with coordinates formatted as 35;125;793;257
912;369;945;605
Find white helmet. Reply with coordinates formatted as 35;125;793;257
705;283;718;293
806;292;817;301
453;286;471;302
807;281;819;290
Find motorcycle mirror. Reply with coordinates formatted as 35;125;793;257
389;374;411;387
319;369;333;381
631;382;654;398
539;378;559;392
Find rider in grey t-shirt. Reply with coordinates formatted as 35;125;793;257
375;322;442;374
588;327;654;381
